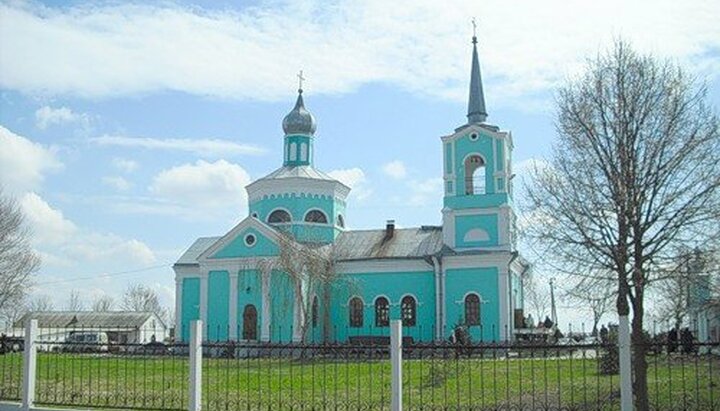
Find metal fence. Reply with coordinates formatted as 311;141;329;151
0;321;718;411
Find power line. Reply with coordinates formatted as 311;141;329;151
42;263;172;285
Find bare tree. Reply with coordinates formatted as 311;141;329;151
275;232;340;342
0;189;40;325
91;295;115;312
526;40;720;409
121;283;167;322
66;290;84;311
27;295;54;312
564;275;614;336
523;273;550;326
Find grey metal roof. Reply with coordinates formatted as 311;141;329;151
15;311;164;329
175;236;220;265
175;226;446;265
259;165;338;182
334;226;444;261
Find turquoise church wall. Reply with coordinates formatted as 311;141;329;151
284;134;313;166
269;270;296;342
211;228;278;258
443;130;510;209
328;270;436;342
181;277;200;341
207;271;229;341
249;193;344;243
444;267;500;342
455;214;498;247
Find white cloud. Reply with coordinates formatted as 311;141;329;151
112;158;139;173
91;135;264;157
328;167;372;200
408;177;443;206
0;125;62;194
21;192;77;245
1;1;717;107
382;160;407;179
19;193;156;265
150;159;251;211
34;105;88;129
102;176;132;191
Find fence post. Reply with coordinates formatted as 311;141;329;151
618;314;633;411
189;320;203;411
390;320;402;411
22;319;37;410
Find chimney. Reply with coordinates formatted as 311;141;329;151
385;220;395;239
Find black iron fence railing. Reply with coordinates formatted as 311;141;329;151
0;324;717;411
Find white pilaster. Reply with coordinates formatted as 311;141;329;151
229;272;239;340
497;265;509;341
292;286;303;343
174;277;183;342
261;269;271;342
199;275;208;340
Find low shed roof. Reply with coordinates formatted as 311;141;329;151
15;311;165;330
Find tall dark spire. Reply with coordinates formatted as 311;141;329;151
467;23;488;124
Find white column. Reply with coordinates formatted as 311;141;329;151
292;282;303;343
189;320;202;411
175;277;183;342
497;265;509;341
228;272;239;340
22;319;38;410
390;320;403;411
261;269;271;342
619;314;633;411
199;275;208;341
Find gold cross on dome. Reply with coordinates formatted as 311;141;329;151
297;70;305;90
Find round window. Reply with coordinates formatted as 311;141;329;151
251;212;258;218
244;234;256;247
469;132;479;141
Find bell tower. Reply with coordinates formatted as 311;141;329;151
441;30;516;251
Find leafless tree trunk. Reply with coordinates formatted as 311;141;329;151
526;40;720;410
0;189;40;326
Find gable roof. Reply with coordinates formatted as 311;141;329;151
334;226;445;261
176;236;221;266
195;216;283;261
15;311;165;329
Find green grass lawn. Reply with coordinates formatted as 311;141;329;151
0;351;717;410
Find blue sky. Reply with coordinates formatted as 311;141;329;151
1;0;718;328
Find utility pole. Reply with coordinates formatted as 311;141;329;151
549;277;558;329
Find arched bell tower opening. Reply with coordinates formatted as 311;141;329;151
464;155;486;195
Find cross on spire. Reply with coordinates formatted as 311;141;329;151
471;18;478;44
297;70;305;92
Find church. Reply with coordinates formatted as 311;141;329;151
173;33;529;344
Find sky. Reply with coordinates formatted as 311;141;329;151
0;0;719;330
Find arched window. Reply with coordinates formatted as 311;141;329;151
401;296;416;327
465;294;481;326
304;209;328;224
374;297;389;327
289;142;297;161
465;155;485;195
242;304;258;340
311;296;319;328
337;214;345;228
349;297;364;328
268;209;291;223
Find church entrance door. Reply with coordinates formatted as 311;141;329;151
242;304;258;340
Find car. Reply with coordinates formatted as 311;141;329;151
62;331;109;353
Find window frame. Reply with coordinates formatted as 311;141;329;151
267;208;292;223
348;296;364;328
374;296;390;327
464;293;481;326
400;295;417;327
